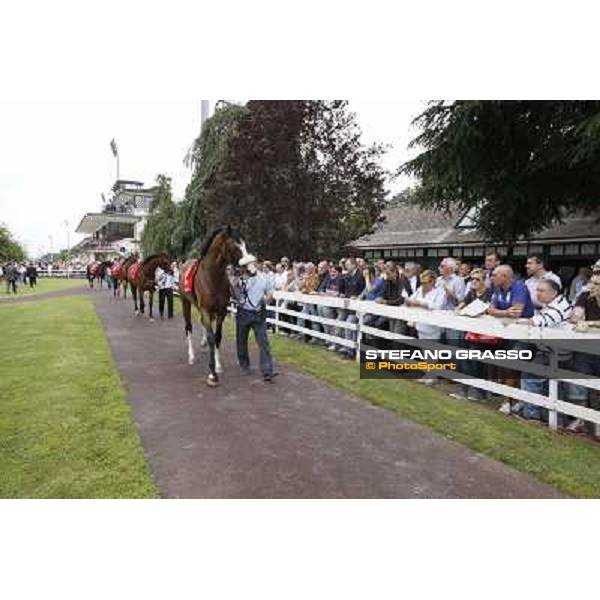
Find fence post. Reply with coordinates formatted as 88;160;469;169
355;310;363;364
275;299;280;334
548;348;559;430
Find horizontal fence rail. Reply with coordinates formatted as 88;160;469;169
31;269;89;278
260;291;600;432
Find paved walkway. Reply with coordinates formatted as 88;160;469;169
88;289;563;498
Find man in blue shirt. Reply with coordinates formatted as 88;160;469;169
234;254;277;382
488;265;535;318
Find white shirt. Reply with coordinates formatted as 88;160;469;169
274;271;287;290
155;267;165;289
409;275;418;294
410;286;446;339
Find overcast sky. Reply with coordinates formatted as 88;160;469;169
1;93;425;257
0;2;430;256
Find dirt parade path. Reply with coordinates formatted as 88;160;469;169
89;289;563;498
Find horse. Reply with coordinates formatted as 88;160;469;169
86;262;98;288
94;261;113;289
180;225;252;387
113;254;137;298
127;253;171;320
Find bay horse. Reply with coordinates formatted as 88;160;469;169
180;225;251;387
127;253;170;320
94;261;113;289
113;254;138;298
86;262;98;288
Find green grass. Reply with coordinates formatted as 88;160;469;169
0;277;85;300
0;296;157;498
223;320;600;498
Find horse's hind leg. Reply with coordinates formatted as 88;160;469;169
148;290;154;321
182;297;195;365
131;284;139;314
139;289;145;315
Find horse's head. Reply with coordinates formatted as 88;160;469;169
141;253;170;274
203;225;252;266
157;252;171;270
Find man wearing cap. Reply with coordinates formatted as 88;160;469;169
234;254;277;382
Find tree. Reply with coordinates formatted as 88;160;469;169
399;101;600;240
0;223;26;263
180;100;387;259
141;174;177;256
173;102;247;257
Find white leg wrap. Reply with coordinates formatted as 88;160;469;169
187;333;195;365
215;347;223;373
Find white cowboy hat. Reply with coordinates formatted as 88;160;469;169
239;254;257;267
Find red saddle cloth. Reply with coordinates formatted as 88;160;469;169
129;262;141;282
183;260;200;293
112;261;122;278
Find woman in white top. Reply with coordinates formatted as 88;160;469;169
405;269;447;385
405;269;446;340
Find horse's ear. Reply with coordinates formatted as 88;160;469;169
226;224;232;235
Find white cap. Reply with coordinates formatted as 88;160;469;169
592;259;600;271
239;254;257;267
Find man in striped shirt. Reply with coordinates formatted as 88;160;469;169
529;279;572;328
517;279;573;421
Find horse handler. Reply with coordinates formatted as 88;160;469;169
234;254;277;383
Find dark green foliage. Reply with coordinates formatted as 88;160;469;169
0;223;26;262
400;101;600;240
174;100;387;259
173;103;247;257
140;174;177;257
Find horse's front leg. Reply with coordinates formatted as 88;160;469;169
132;284;139;314
201;310;218;387
148;290;154;321
199;324;208;348
139;289;145;315
214;313;225;374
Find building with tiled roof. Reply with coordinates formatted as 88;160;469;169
350;204;600;275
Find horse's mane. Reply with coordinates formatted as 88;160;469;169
199;227;227;258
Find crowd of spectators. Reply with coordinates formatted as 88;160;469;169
250;252;600;435
0;261;39;293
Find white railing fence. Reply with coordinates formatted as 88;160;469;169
36;270;88;278
265;291;600;433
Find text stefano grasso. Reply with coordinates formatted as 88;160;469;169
364;349;534;361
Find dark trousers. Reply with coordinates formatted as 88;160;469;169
236;307;274;376
158;288;174;318
29;277;36;287
6;280;17;293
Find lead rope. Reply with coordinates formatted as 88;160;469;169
239;276;261;310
